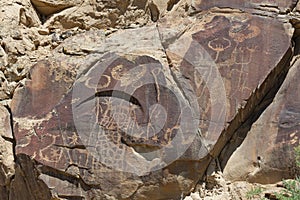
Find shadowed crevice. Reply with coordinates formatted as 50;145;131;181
75;90;142;108
3;105;16;162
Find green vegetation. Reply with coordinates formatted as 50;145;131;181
295;145;300;168
246;186;263;199
276;145;300;200
276;177;300;200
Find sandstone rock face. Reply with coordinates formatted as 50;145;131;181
11;26;199;199
10;10;295;200
1;0;300;199
0;0;50;101
9;154;52;200
193;0;297;14
161;8;295;185
30;0;82;16
164;11;292;151
0;105;14;200
39;0;184;31
43;0;150;31
0;105;12;139
223;59;300;183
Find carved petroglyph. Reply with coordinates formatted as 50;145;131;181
67;132;80;146
97;75;111;89
151;67;165;102
171;13;272;147
70;53;198;174
207;22;260;67
229;24;261;43
111;64;147;86
39;134;63;163
13;13;265;176
208;37;231;62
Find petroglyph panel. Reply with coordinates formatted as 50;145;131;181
165;12;291;147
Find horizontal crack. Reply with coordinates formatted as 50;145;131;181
57;194;85;200
53;144;86;150
1;136;14;143
76;90;142;108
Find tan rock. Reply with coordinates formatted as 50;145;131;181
0;137;14;181
120;180;143;199
0;105;12;139
43;0;151;30
0;0;46;87
0;45;8;67
31;0;82;16
0;105;14;199
0;0;40;29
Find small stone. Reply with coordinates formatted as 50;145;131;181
37;28;49;35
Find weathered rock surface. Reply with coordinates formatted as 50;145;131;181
0;0;300;199
0;105;14;200
0;0;50;100
43;0;150;31
9;154;52;200
30;0;82;16
10;9;296;200
184;172;287;200
193;0;297;14
165;11;292;147
11;26;199;199
161;10;294;185
223;58;300;183
0;0;174;103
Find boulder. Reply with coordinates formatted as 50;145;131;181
162;10;293;175
11;26;199;199
0;106;13;139
0;105;14;200
43;0;151;30
30;0;82;16
223;59;300;183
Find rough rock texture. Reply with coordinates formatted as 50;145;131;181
0;0;52;101
223;58;300;183
164;11;293;150
0;0;170;102
9;154;52;200
0;0;300;199
30;0;82;16
11;26;200;199
160;7;295;183
40;0;176;31
184;172;288;200
193;0;297;14
0;105;14;200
